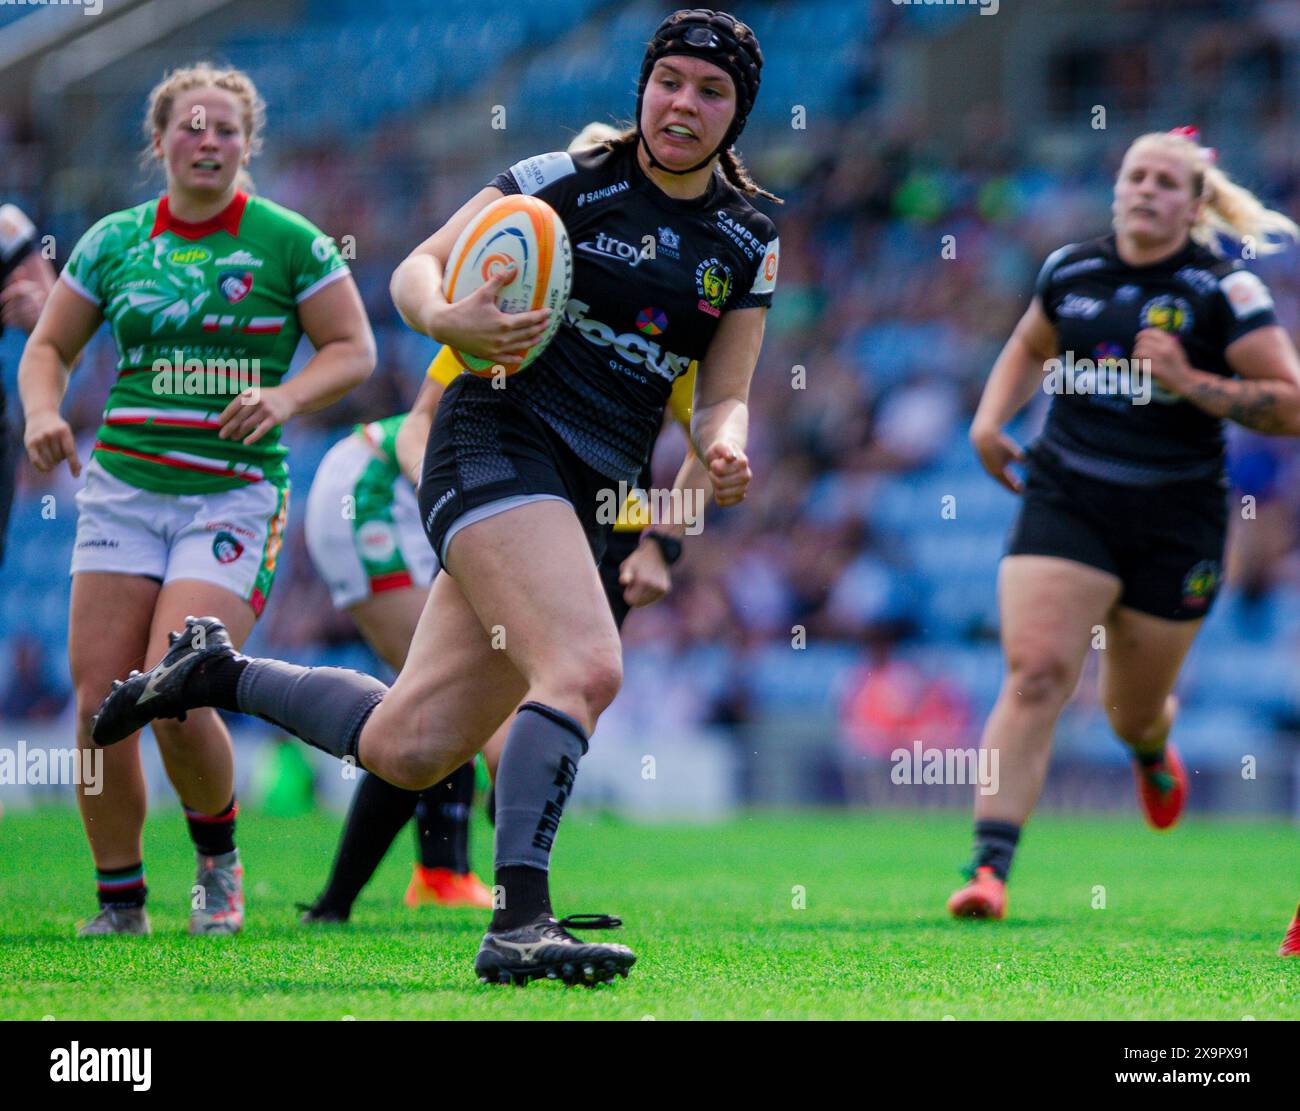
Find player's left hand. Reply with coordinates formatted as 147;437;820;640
619;540;672;607
705;441;751;507
1134;328;1194;396
218;385;298;445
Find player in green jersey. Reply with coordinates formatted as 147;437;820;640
17;63;376;937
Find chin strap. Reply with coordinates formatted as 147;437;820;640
638;129;718;176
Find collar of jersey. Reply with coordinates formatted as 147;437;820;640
1104;232;1197;272
150;191;249;241
625;142;722;212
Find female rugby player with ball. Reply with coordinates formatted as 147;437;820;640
20;64;375;936
94;9;779;986
949;128;1300;920
298;339;708;923
297;123;712;925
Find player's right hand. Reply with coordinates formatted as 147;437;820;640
432;266;552;369
971;424;1023;494
24;410;81;477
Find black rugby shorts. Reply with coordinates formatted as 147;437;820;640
1006;445;1228;621
419;374;613;570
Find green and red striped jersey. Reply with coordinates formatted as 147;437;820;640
62;190;348;493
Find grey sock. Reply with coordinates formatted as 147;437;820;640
494;702;588;871
236;659;387;765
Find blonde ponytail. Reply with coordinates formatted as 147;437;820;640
1127;132;1298;255
1198;160;1298;255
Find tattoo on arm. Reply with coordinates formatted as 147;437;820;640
1188;377;1286;433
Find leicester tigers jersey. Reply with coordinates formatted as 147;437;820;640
489;141;778;484
1034;234;1277;485
62;191;348;494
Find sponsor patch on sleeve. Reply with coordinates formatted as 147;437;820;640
749;237;780;296
1220;269;1274;319
508;152;577;196
0;203;37;263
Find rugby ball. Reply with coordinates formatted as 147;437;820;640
442;195;572;376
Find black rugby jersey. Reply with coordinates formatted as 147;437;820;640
1033;234;1277;484
489;141;778;483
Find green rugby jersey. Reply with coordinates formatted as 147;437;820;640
355;413;404;472
62;190;348;493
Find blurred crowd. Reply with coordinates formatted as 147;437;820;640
5;0;1300;758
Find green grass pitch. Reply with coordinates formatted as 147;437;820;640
0;808;1295;1019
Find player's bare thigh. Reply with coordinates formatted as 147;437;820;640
997;555;1121;704
445;499;622;731
358;569;527;787
69;572;159;733
347;586;427;673
1099;604;1201;741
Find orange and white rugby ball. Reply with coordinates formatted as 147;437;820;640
443;194;572;376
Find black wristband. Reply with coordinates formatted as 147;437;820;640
644;531;683;565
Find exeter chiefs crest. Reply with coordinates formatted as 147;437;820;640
1140;294;1193;333
695;258;733;318
1181;559;1221;610
219;270;254;304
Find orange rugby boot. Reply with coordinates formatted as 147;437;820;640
1133;743;1187;831
1279;903;1300;957
404;865;494;909
947;866;1007;920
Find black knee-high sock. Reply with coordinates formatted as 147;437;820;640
185;796;237;857
416;762;475;873
970;819;1021;882
316;773;420;914
187;655;386;765
491;702;588;932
